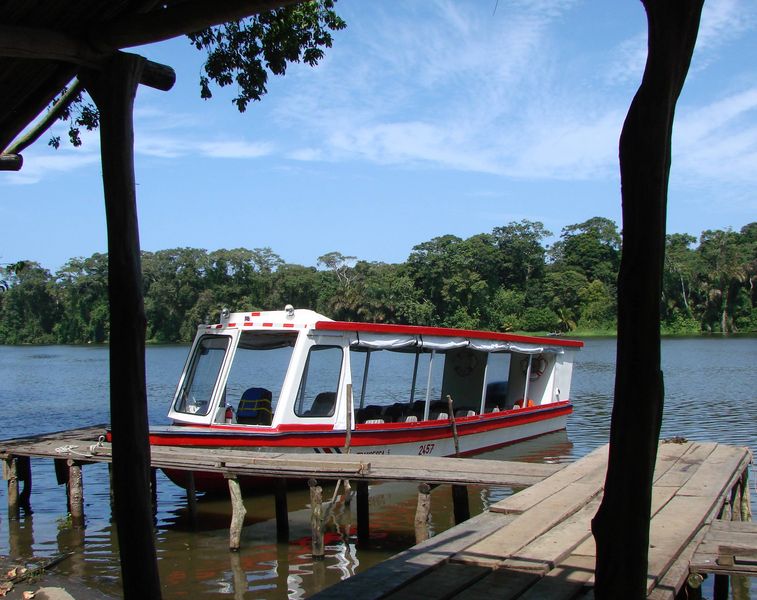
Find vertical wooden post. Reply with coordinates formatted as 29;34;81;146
452;484;470;525
309;479;324;560
186;471;197;525
150;468;158;513
17;456;32;510
356;481;370;547
3;457;19;518
414;483;431;544
80;52;162;599
67;460;84;528
228;476;246;552
713;574;729;600
274;478;289;542
591;4;704;599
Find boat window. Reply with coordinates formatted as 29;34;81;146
483;353;512;411
174;335;230;416
295;345;342;418
226;331;297;425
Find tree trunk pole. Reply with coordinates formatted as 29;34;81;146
591;2;703;599
67;460;84;528
80;52;161;599
228;476;246;552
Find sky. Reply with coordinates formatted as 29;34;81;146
1;0;756;272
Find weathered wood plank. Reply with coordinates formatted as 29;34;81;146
501;496;602;574
383;563;491;599
653;442;717;488
450;568;539;599
646;528;707;600
677;444;751;499
517;555;595;600
310;511;513;600
489;445;608;515
454;482;602;568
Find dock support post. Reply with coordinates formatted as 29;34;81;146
67;459;84;527
356;481;370;547
452;484;470;525
713;574;729;600
415;483;431;544
186;471;197;526
309;479;325;560
3;457;19;518
227;476;246;552
17;456;32;510
275;478;289;542
150;468;158;512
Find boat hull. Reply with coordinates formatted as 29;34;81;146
151;402;571;492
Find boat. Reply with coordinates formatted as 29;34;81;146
148;306;583;490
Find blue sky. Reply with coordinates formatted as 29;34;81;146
2;0;756;272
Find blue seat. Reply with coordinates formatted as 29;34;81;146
237;387;273;425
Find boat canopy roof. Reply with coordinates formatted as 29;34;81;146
315;320;583;354
199;308;582;355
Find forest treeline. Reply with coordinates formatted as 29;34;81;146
1;217;755;344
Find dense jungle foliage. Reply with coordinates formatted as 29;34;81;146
1;217;755;344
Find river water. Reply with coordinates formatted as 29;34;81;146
0;337;755;598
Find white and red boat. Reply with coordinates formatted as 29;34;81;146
149;306;582;489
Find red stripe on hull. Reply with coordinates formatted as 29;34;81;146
149;402;571;448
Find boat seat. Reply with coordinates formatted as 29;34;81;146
436;412;448;420
356;405;383;424
365;419;384;424
382;403;407;422
405;416;418;422
456;409;476;417
305;392;336;417
237;387;273;425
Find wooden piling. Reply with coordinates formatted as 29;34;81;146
3;457;19;517
309;479;325;560
414;483;431;544
150;468;157;510
67;459;84;527
356;481;370;547
17;456;31;509
227;476;246;552
186;471;197;525
452;484;470;524
274;478;289;542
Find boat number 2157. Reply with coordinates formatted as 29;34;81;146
418;443;435;455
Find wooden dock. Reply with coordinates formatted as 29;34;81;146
311;440;753;600
2;428;753;599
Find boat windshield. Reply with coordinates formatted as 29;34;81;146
226;331;298;425
174;335;230;416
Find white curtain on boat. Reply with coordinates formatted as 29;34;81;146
417;337;469;351
349;335;417;350
468;340;565;354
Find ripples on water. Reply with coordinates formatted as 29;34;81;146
1;338;755;598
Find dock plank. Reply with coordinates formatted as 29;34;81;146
454;482;602;568
310;511;513;600
489;445;608;515
451;569;540;599
382;563;491;600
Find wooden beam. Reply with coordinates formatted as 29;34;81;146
79;52;161;600
0;154;23;171
92;0;303;50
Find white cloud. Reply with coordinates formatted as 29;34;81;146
2;151;100;185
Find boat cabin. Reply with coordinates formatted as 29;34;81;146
168;307;583;429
